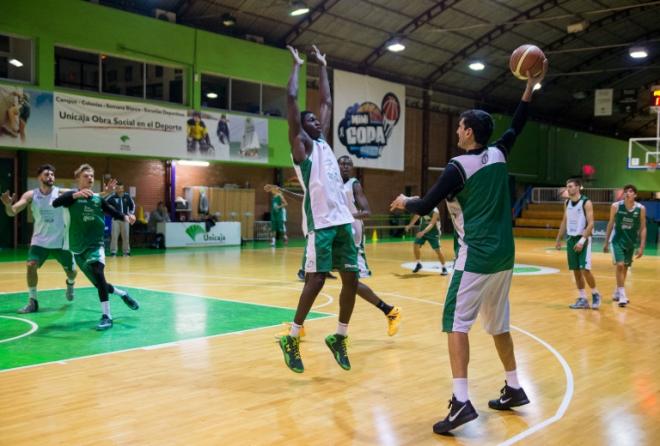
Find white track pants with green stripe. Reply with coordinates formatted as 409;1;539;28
442;269;512;335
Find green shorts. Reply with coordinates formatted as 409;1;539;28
414;233;440;250
611;241;634;267
271;218;285;233
27;245;75;270
566;235;592;270
73;246;106;286
302;224;358;273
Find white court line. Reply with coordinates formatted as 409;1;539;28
0;316;39;343
0;272;574;445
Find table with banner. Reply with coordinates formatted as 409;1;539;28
157;222;241;248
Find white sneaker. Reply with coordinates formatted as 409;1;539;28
612;290;620;302
618;295;629;307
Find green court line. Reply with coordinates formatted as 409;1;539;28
0;287;332;371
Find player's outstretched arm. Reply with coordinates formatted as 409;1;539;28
2;190;32;216
286;46;310;164
311;45;332;138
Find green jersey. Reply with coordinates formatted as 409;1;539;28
271;195;283;222
611;200;643;247
66;194;107;254
418;208;440;237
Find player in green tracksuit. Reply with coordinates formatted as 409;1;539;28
603;184;647;307
53;164;140;331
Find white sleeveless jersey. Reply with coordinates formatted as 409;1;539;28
30;186;66;249
565;195;589;236
294;138;354;234
343;178;364;246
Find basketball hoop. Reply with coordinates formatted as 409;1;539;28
647;162;658;172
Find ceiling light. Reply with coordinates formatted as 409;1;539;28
533;83;542;91
176;160;210;167
221;13;236;27
9;59;23;67
386;39;405;53
629;47;648;59
289;1;309;16
206;92;218;99
468;62;485;71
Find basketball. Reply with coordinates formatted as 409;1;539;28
510;44;545;80
381;93;400;123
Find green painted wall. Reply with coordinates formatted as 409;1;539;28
493;112;660;191
0;0;302;167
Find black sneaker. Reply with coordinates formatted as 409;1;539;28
413;263;423;273
120;293;140;310
433;395;478;434
441;267;448;276
297;269;305;281
279;335;304;373
488;382;530;410
17;298;38;314
96;314;113;331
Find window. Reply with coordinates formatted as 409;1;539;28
262;85;286;117
102;55;144;98
231;79;261;114
0;34;33;83
54;46;185;105
146;64;184;104
201;74;230;110
55;47;99;91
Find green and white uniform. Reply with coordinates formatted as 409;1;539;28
565;195;592;271
343;177;371;278
610;200;643;266
294;138;357;273
27;186;74;270
443;147;514;334
414;208;441;250
270;195;285;232
65;194;109;285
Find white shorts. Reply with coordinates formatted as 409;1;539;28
442;269;512;335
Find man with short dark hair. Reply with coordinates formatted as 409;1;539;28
1;164;77;313
391;62;547;435
556;178;601;309
106;181;135;256
603;184;646;307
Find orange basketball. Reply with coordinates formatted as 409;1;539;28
510;44;545;80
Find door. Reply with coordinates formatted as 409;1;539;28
0;158;14;248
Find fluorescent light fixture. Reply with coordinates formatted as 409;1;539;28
8;59;23;67
176;160;210;167
468;62;485;71
206;92;218;99
533;83;542;91
629;47;648;59
386;39;405;53
221;13;236;27
289;1;309;16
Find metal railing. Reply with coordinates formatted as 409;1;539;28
531;187;617;204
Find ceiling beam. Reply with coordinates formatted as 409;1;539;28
424;0;562;86
360;0;462;68
280;0;341;46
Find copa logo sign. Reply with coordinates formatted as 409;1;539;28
337;93;401;159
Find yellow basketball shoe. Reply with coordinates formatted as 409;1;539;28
386;307;402;336
275;322;306;339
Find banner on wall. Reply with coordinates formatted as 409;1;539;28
1;86;269;163
333;70;405;171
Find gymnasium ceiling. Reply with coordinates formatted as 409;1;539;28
95;0;660;139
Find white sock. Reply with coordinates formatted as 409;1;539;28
28;287;37;300
66;279;75;287
617;287;626;297
101;301;112;319
578;289;586;299
506;370;521;389
591;288;600;295
336;322;348;336
112;287;127;297
289;322;302;337
453;378;469;402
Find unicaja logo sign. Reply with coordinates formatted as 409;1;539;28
186;224;206;241
119;135;131;151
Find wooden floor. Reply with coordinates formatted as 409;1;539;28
1;238;659;445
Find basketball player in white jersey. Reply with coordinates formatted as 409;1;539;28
1;164;77;313
555;178;601;309
278;44;359;374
